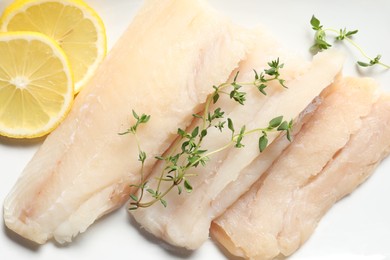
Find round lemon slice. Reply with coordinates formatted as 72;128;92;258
0;0;107;93
0;32;73;138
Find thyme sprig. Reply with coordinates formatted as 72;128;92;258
119;110;151;204
310;15;389;69
124;59;292;210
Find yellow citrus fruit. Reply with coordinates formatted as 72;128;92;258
0;32;73;138
0;0;107;93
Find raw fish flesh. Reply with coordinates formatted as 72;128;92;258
3;0;255;244
131;47;345;249
211;77;385;260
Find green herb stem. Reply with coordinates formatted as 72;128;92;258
322;28;390;69
133;183;176;208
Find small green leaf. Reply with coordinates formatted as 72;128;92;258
196;149;207;155
257;83;267;95
201;129;208;138
192;126;199;138
264;67;276;76
277;121;289;131
278;79;287;88
184;179;193;193
213;93;220;104
139;114;151;124
259;135;268;153
287;129;292;142
357;61;372;67
177;128;187;137
130;194;138;202
160;199;167;207
269;116;283;128
193;113;202;119
132;109;139;120
146;189;155;195
310;15;322;30
228;118;234;133
346;29;358;37
181;141;189;152
177;185;183;195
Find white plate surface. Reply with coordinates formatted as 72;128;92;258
1;0;389;259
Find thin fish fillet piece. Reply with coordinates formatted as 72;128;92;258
211;77;383;260
3;0;255;244
276;94;390;257
131;48;345;249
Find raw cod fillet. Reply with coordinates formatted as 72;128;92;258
131;46;345;249
3;0;256;244
211;77;388;260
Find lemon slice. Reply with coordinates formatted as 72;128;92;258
0;0;107;93
0;32;73;138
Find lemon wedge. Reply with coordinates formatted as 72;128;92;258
0;0;107;93
0;32;73;138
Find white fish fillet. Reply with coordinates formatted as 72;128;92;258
3;0;255;244
131;46;345;249
211;77;385;260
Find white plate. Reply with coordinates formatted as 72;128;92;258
1;0;389;259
